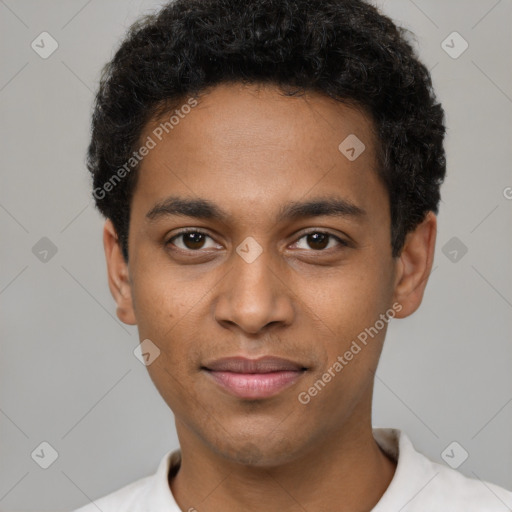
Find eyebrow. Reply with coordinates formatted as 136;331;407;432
145;195;366;223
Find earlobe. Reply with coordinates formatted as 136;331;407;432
392;211;437;319
103;219;137;325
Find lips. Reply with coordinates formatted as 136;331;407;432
203;356;307;373
202;356;308;399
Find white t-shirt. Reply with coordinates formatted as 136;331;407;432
72;428;512;511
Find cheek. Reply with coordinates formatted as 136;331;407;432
300;260;390;335
132;285;206;415
129;260;210;370
129;259;205;338
298;262;394;389
132;285;177;340
144;350;205;426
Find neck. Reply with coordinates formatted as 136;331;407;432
169;409;396;511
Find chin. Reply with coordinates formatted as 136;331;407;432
207;430;305;468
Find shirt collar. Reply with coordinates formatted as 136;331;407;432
142;448;182;510
142;427;424;511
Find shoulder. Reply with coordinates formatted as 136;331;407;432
71;474;153;512
420;455;512;510
373;428;512;511
70;449;180;512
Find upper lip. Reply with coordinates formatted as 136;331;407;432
203;356;307;373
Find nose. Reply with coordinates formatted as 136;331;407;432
214;246;295;335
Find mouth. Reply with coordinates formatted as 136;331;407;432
201;356;308;400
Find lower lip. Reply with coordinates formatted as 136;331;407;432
204;370;305;399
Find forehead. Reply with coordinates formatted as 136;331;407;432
132;82;387;225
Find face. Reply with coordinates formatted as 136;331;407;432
104;82;436;467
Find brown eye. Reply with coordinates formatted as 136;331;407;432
167;230;220;251
181;232;206;249
293;231;348;251
306;232;329;250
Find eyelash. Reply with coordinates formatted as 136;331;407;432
165;228;349;253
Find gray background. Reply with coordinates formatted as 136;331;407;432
0;0;511;510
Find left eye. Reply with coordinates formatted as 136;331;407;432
292;232;347;251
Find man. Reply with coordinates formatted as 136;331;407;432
74;0;512;510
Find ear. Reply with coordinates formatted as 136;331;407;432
392;211;437;318
103;219;137;325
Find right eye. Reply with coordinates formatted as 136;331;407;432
166;229;222;252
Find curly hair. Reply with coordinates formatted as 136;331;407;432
88;0;446;262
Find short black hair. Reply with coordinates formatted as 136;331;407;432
88;0;446;262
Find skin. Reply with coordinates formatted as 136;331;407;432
103;82;437;511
